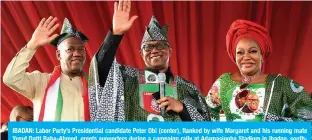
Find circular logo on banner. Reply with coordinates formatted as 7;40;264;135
147;74;156;82
290;80;304;93
147;114;164;122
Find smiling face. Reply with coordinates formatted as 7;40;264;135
140;41;171;71
56;37;86;76
235;38;262;76
247;94;260;112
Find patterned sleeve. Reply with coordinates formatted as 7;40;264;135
181;88;211;121
282;77;312;121
177;77;211;121
205;78;223;121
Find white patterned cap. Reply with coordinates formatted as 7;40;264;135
49;18;88;47
141;16;169;48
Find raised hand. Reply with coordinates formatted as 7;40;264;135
113;0;138;35
27;16;59;50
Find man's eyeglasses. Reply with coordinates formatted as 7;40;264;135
142;42;170;52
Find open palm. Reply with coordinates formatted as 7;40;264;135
113;0;138;35
28;16;59;49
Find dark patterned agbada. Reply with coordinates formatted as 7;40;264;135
88;16;210;121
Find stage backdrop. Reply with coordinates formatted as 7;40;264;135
1;1;312;124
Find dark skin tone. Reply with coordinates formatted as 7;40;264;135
140;41;183;113
16;109;33;122
27;16;86;78
56;37;86;78
140;41;171;73
231;38;268;83
112;0;184;113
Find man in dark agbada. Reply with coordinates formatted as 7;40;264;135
88;0;210;121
